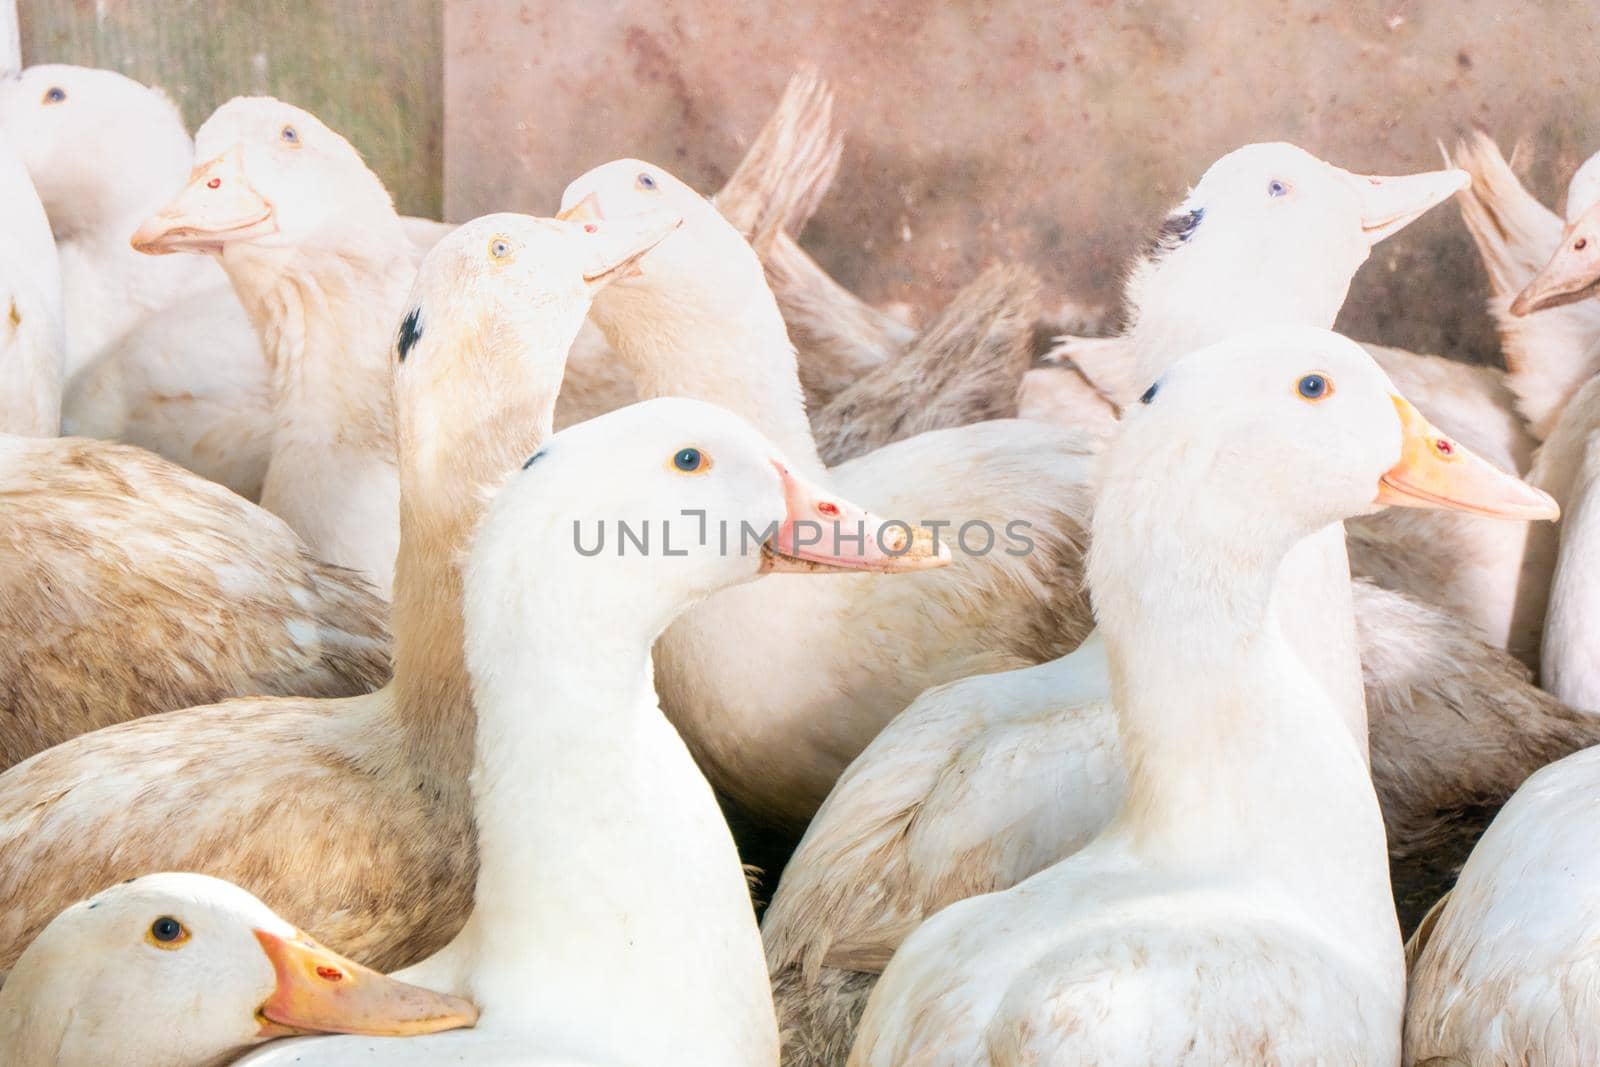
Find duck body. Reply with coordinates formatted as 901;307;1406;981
0;435;390;769
0;690;474;974
1403;744;1600;1066
62;288;272;497
857;822;1397;1066
766;572;1595;1063
764;637;1120;1066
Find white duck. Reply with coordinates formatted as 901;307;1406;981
0;209;680;973
234;398;945;1067
560;159;1100;829
846;326;1555;1066
0;872;476;1067
0;129;391;769
1403;741;1600;1066
1451;134;1600;709
763;322;1563;1065
132;96;415;596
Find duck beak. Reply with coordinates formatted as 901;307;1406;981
563;204;682;287
761;461;951;574
252;928;478;1039
1376;395;1558;521
131;145;277;255
555;192;604;224
1351;167;1471;246
1510;203;1600;315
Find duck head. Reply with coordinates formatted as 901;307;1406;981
0;873;477;1066
471;396;947;634
1100;326;1556;569
1126;143;1467;380
390;209;681;490
557;159;767;326
1510;149;1600;315
0;64;194;237
131;96;394;265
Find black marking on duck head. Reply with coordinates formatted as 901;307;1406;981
396;307;423;363
1147;207;1204;261
1139;381;1159;405
521;448;547;470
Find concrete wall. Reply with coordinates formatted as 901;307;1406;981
445;0;1600;365
20;0;442;217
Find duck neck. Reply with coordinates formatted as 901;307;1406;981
1123;249;1351;391
1090;493;1391;940
460;576;758;1035
465;610;662;975
592;275;828;481
1122;259;1367;747
386;306;579;785
222;226;410;464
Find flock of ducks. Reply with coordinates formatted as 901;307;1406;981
0;58;1597;1067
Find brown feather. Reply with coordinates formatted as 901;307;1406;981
0;435;389;771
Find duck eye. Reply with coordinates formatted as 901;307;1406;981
1139;382;1158;405
280;125;299;144
1577;237;1589;251
1267;179;1289;198
671;447;708;474
637;173;657;190
489;237;513;260
1296;373;1331;401
147;916;189;948
42;87;65;105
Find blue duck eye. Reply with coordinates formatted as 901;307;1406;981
281;125;299;144
638;173;657;190
43;87;65;104
1268;179;1289;198
673;447;703;472
1297;374;1330;401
